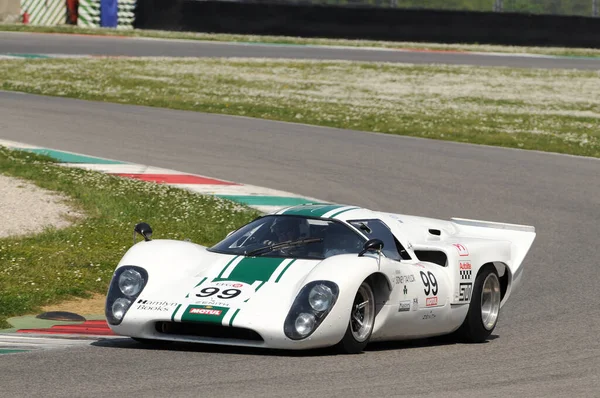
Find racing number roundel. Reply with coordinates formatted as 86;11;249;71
420;271;438;296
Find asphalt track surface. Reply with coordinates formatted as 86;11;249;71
0;90;599;397
2;31;600;70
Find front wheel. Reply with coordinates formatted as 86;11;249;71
336;281;376;354
456;265;502;343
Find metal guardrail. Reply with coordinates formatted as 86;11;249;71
239;0;599;17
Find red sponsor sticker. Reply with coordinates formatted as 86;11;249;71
459;261;472;270
453;243;469;256
232;283;243;288
190;308;222;316
426;297;438;307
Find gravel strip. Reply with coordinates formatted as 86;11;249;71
0;174;79;238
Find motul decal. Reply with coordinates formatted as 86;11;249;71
453;243;469;256
426;297;438;307
190;308;222;316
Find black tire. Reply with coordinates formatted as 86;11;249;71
336;281;376;354
456;265;502;343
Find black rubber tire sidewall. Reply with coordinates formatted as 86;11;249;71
335;281;375;354
456;265;500;343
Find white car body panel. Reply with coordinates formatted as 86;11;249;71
106;204;536;350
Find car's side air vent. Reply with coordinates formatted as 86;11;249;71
414;250;448;267
428;229;441;236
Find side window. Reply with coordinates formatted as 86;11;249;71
349;219;411;261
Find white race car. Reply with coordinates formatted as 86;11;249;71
105;204;536;354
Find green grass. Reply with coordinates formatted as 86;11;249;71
0;148;260;328
2;23;600;58
1;57;598;158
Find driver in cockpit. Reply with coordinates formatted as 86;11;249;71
265;217;302;245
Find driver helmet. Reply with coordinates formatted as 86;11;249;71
270;217;301;242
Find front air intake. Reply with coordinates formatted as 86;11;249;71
155;322;264;342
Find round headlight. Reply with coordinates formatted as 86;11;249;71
308;284;334;312
112;298;132;321
295;313;316;337
118;269;144;297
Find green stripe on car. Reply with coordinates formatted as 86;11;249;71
281;204;345;217
328;207;360;218
228;309;241;326
216;256;241;279
214;257;286;284
171;304;182;321
275;259;297;283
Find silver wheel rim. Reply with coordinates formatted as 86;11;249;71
481;273;501;331
351;283;375;342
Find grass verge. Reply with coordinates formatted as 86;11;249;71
1;57;598;158
2;23;600;58
0;147;260;328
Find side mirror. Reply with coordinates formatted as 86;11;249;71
134;222;153;243
358;238;384;257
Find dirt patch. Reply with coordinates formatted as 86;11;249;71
0;174;81;238
40;293;106;315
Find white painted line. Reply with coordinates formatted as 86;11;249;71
59;163;183;174
177;183;310;197
0;139;41;149
0;334;115;351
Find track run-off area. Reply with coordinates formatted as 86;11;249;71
0;33;599;397
1;31;600;70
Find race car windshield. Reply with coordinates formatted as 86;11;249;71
209;215;366;259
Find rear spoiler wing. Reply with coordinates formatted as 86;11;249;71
451;217;536;272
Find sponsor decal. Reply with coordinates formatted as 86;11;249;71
193;300;230;307
136;299;178;312
398;300;411;312
422;311;436;320
426;297;438;307
403;285;408;295
394;274;416;285
460;270;472;280
459;283;472;302
459;261;472;270
412;298;418;311
181;304;229;323
190;308;222;316
453;243;469;256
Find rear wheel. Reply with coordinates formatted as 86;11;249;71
336;281;376;354
456;265;502;343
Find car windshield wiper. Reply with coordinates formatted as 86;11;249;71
245;238;323;257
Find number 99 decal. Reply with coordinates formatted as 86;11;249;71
420;271;438;296
196;287;242;299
